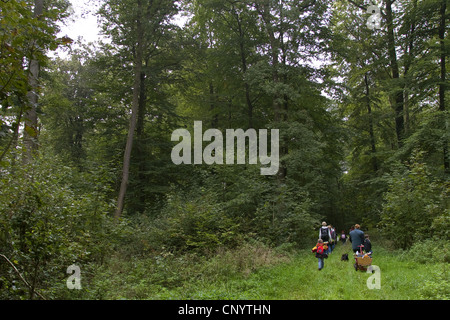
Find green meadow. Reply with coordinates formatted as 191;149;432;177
69;239;448;300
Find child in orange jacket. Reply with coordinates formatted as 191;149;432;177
312;239;328;271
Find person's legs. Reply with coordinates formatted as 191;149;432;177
318;258;324;270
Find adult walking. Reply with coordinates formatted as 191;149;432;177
319;222;332;254
349;224;365;253
329;225;337;252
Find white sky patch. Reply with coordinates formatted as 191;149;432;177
53;0;188;58
51;0;103;58
60;0;102;44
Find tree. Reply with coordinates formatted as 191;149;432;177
23;0;44;163
380;151;448;249
113;0;145;220
0;0;70;163
40;49;98;166
179;0;344;232
385;0;405;148
98;0;179;219
438;0;448;173
331;0;449;229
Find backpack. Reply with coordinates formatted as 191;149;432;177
341;233;346;239
330;229;336;240
317;245;324;254
320;227;329;241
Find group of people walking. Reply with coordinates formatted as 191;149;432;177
312;222;372;271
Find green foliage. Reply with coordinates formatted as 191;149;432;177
0;0;70;160
379;152;449;249
331;0;449;233
61;241;449;300
0;152;115;299
403;239;450;264
418;268;450;300
251;187;318;247
1;0;448;301
60;240;290;300
154;190;241;252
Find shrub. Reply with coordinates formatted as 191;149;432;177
379;152;448;250
150;191;241;253
404;239;450;264
418;268;450;300
0;154;115;299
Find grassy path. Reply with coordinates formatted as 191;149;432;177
176;242;446;300
241;244;412;300
83;240;447;300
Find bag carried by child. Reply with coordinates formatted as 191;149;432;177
312;244;328;259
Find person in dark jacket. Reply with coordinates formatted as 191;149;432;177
349;224;365;253
364;234;372;255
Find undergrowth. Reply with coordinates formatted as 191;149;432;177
60;238;448;300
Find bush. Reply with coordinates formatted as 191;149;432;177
148;191;242;253
202;241;290;279
0;153;115;299
68;241;291;300
403;239;450;264
418;268;450;300
379;152;448;250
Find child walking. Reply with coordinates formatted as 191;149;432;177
312;239;328;271
340;230;346;244
364;234;373;255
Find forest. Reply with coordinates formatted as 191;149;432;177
0;0;448;301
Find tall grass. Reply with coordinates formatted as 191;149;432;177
62;238;448;300
172;242;448;300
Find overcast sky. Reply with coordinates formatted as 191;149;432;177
59;0;101;44
54;0;187;57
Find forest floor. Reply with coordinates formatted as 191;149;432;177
166;244;446;300
78;239;448;300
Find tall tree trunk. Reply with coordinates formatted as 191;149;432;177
256;0;285;178
403;0;418;136
234;8;254;129
255;1;281;123
280;17;289;179
209;82;218;128
115;1;145;220
364;73;378;172
385;0;405;148
438;0;449;173
23;0;44;163
136;70;147;214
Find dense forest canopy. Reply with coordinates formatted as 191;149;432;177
0;0;448;300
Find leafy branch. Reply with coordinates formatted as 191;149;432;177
0;254;47;300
